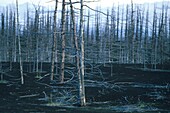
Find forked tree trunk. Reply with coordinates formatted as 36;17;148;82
69;0;86;106
51;0;58;80
16;0;24;84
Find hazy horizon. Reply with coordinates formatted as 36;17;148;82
0;0;170;8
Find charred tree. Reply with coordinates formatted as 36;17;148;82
60;0;66;83
16;0;24;84
144;9;149;69
79;0;86;106
51;0;58;81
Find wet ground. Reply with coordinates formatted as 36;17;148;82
0;62;170;113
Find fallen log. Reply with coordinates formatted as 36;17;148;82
19;94;40;98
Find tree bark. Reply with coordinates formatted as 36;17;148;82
144;9;149;69
16;0;24;84
60;0;66;83
69;0;81;106
79;0;86;106
51;0;58;81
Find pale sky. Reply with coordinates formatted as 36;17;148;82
0;0;170;7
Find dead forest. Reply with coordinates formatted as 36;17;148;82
0;1;170;68
0;0;170;112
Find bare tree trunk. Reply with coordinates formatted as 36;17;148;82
5;7;8;62
79;0;86;106
110;6;116;63
125;5;129;63
16;0;24;84
34;9;40;75
9;10;13;70
169;18;170;56
104;9;109;62
135;7;139;64
164;6;168;64
0;13;5;62
151;6;157;69
120;8;124;63
51;0;58;80
116;5;119;42
139;10;144;64
158;5;165;65
130;0;135;63
13;13;17;62
144;9;149;69
60;0;66;83
69;0;81;106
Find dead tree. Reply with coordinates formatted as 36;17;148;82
16;0;24;84
1;13;5;62
144;9;149;69
135;6;139;63
151;6;158;69
125;5;129;63
79;0;86;106
51;0;58;80
110;5;116;62
128;0;135;63
60;0;66;83
120;8;124;63
69;0;82;106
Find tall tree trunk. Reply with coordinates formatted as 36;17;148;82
116;5;119;42
69;0;81;106
135;7;139;63
120;8;124;63
110;5;116;63
164;6;168;63
158;5;165;65
79;0;86;106
51;0;58;80
125;5;129;63
1;13;5;62
169;18;170;56
104;9;109;62
139;10;144;64
130;0;135;63
144;9;149;69
16;0;24;84
34;9;39;75
60;0;66;83
151;6;157;69
116;5;119;63
9;10;13;70
5;7;8;62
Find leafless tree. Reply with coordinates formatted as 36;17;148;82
60;0;66;83
79;0;86;106
16;0;24;84
51;0;58;80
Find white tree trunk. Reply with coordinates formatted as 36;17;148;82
79;0;86;106
51;0;58;80
16;0;24;84
60;0;66;83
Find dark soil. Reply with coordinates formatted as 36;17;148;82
0;62;170;113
